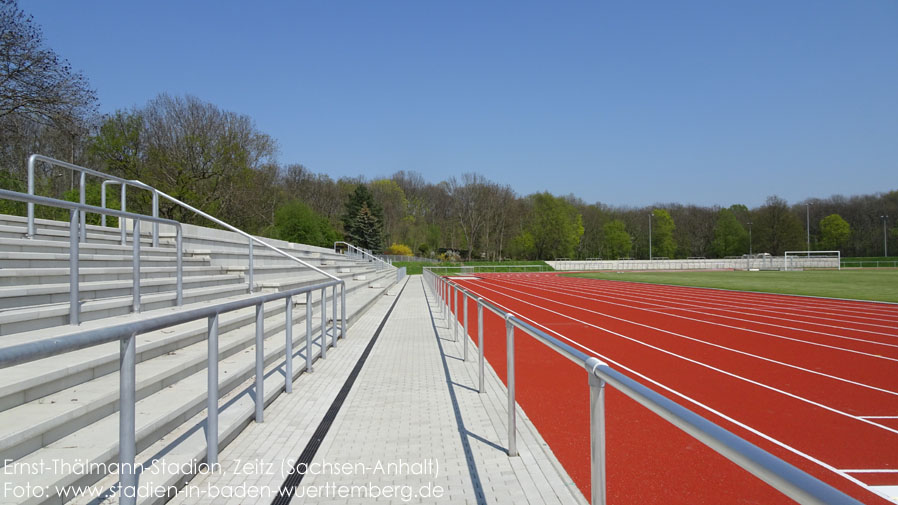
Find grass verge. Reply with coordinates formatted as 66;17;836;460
565;270;898;303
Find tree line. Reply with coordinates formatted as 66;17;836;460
1;0;896;260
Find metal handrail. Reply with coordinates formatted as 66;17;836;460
1;188;183;324
0;276;342;505
334;241;396;272
27;154;161;245
426;264;549;275
424;269;864;505
24;155;345;332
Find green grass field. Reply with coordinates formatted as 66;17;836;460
566;270;898;303
393;260;551;275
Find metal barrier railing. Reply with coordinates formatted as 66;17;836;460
25;155;346;325
334;241;396;272
1;188;183;324
0;276;342;505
27;154;161;246
423;269;863;505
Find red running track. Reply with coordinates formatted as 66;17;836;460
443;273;898;505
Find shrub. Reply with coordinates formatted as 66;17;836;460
385;243;413;256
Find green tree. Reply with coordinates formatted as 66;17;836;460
347;203;383;252
524;192;584;259
818;214;850;251
711;208;748;257
270;199;339;248
651;208;676;258
88;110;144;179
342;185;384;251
603;220;631;259
754;195;803;255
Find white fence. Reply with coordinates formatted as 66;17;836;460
548;256;840;272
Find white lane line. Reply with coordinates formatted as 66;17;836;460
590;280;898;325
862;416;898;419
841;469;898;473
487;276;898;364
563;276;898;321
520;277;898;338
453;280;885;498
469;279;898;435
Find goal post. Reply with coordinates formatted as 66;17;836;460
783;251;841;271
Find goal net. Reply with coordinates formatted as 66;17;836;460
783;251;841;271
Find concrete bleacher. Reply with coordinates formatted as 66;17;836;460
0;212;398;505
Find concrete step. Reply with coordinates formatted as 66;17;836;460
0;214;162;244
0;236;177;257
228;263;374;282
0;273;246;310
0;223;170;248
0;283;250;336
0;251;210;269
0;265;227;287
0;274;380;411
0;281;396;505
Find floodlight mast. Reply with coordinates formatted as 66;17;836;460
648;212;653;261
883;215;889;257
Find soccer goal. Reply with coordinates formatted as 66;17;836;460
783;250;841;271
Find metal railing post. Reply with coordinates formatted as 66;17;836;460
119;332;137;505
101;182;107;227
132;218;140;313
26;156;35;237
120;184;127;246
506;313;517;457
453;285;458;341
255;303;264;423
207;314;219;466
320;288;327;359
478;297;484;394
331;285;337;348
306;291;313;372
463;291;468;361
248;238;254;293
589;372;607;505
285;296;293;393
151;190;159;248
176;228;183;306
69;209;80;326
79;171;86;243
341;282;347;340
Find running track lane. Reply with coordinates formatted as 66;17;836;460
443;273;897;505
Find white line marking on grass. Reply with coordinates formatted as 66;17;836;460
451;280;886;500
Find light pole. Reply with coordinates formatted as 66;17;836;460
747;221;753;257
806;202;812;256
883;215;889;257
648;212;653;261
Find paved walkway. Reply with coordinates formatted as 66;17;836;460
172;276;586;505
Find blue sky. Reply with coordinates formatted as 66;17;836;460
21;1;898;208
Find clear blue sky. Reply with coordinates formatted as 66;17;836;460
22;0;898;208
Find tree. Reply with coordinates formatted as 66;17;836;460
270;199;340;248
1;0;98;184
521;192;584;259
369;178;408;246
347;203;383;252
447;173;492;260
0;0;96;127
711;208;748;257
818;214;850;251
603;220;631;259
754;196;803;255
651;208;676;258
